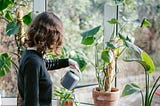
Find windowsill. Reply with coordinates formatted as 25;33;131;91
1;98;16;106
1;98;58;106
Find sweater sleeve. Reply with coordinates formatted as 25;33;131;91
24;58;40;106
44;58;69;70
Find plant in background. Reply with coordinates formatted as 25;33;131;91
54;87;79;106
81;17;154;93
0;0;32;103
122;21;159;106
0;0;32;76
122;51;159;106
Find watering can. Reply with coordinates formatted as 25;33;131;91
60;69;81;90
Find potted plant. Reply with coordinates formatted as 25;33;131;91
121;26;159;106
122;53;159;106
81;13;153;105
54;87;79;106
81;19;120;106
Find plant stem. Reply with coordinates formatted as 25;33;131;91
140;90;145;106
118;47;126;57
115;57;118;87
149;84;160;106
148;76;160;104
145;71;149;106
95;43;101;89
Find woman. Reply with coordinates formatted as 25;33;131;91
18;12;79;106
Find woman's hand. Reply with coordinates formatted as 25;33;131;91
68;59;80;72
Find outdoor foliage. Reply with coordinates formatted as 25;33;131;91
0;0;32;96
0;0;32;77
122;49;159;106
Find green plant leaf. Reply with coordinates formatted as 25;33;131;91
5;10;13;21
81;37;95;45
54;87;74;104
108;18;118;24
124;41;154;73
23;12;32;25
101;49;113;64
140;18;151;27
125;41;142;54
118;33;125;41
69;51;87;72
81;25;101;45
124;58;150;71
123;51;155;74
6;22;20;36
0;53;11;77
122;83;141;97
141;52;155;73
0;0;14;11
106;42;116;49
0;69;5;76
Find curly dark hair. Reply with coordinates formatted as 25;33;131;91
25;12;63;56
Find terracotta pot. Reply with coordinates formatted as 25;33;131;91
17;93;21;106
57;100;73;106
64;100;73;106
92;87;120;106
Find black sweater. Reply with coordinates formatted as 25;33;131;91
18;50;69;106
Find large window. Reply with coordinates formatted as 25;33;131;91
0;0;159;105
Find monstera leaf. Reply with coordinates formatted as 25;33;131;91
0;53;11;77
23;12;32;25
0;0;14;11
81;25;101;45
122;83;141;97
6;22;20;36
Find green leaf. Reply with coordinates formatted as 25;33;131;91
0;69;5;77
122;83;141;97
101;49;113;64
69;51;87;72
81;37;95;45
106;42;116;49
123;51;155;74
5;10;13;21
118;33;125;41
0;53;11;77
141;52;155;73
0;0;14;11
22;12;32;25
125;41;142;54
124;58;150;71
6;22;20;36
140;18;151;27
81;25;101;45
108;18;118;24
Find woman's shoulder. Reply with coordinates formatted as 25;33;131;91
21;50;43;65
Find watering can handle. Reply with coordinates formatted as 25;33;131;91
68;58;82;79
72;66;82;80
76;68;82;80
